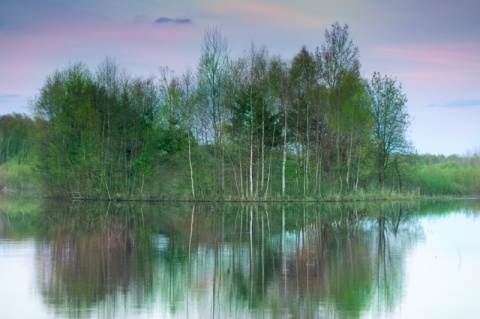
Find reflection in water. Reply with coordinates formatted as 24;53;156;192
370;208;417;318
26;201;425;318
35;202;156;318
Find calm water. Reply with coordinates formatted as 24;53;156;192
1;199;479;319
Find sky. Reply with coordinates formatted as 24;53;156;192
1;0;479;155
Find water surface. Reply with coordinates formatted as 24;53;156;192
1;199;479;318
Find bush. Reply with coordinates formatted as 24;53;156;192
0;162;37;192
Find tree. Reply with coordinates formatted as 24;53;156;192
368;72;411;187
268;55;290;198
226;45;281;198
315;22;363;192
197;26;229;194
180;67;198;198
289;46;320;196
32;62;98;196
158;67;189;160
226;82;281;198
95;58;160;198
316;22;360;90
31;59;161;198
334;71;372;190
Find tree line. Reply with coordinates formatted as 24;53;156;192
2;23;478;199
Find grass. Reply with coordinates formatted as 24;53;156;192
0;162;39;193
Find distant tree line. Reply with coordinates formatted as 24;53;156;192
413;154;480;195
1;23;478;199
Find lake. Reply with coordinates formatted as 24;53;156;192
1;198;479;318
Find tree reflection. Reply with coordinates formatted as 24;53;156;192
33;200;422;318
370;205;419;317
36;201;157;318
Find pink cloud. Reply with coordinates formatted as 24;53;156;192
0;14;200;111
363;42;480;88
202;0;326;29
372;43;480;68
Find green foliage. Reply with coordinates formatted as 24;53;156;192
30;60;164;198
0;162;37;191
415;158;480;195
157;117;193;160
228;87;281;148
0;113;35;164
368;72;411;187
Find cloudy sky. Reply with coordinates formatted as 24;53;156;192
1;0;479;155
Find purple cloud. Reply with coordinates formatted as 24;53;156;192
155;17;173;23
429;100;480;108
154;17;192;24
174;18;192;24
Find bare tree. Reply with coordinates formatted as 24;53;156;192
197;26;229;194
316;22;360;90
